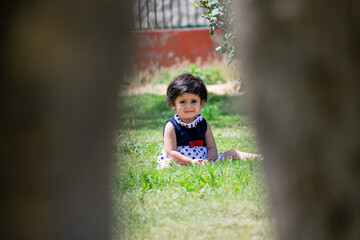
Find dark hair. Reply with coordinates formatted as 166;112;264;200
166;73;208;105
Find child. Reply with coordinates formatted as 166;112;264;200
157;73;262;169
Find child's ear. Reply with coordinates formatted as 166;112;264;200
171;103;176;110
200;100;205;107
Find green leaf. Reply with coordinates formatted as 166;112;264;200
212;9;220;15
194;0;236;65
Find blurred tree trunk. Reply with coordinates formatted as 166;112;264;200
0;1;131;239
235;1;360;240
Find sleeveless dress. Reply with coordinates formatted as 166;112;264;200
157;114;224;169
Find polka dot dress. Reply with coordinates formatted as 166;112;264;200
157;145;208;168
157;114;224;169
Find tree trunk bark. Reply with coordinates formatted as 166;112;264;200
235;1;360;240
0;1;131;239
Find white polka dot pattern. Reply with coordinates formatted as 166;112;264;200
157;146;224;169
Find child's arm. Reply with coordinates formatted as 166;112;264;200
164;122;202;166
205;123;218;162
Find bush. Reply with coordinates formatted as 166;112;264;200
194;0;235;64
125;61;232;87
188;64;226;85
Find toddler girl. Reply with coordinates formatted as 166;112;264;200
157;73;262;169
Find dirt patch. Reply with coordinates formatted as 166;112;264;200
119;81;242;96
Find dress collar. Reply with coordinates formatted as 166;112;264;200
174;114;203;128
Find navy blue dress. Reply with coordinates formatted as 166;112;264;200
157;114;224;169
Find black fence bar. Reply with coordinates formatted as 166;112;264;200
194;2;198;26
138;0;142;29
154;0;157;28
133;0;208;30
177;0;181;27
186;0;190;26
162;0;165;27
170;0;173;28
146;0;150;28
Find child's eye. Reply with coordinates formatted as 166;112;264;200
191;100;198;103
180;101;185;104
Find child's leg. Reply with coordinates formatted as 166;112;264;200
219;149;263;161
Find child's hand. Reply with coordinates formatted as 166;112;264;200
197;159;209;165
205;158;216;163
190;159;200;165
190;159;206;165
200;159;209;165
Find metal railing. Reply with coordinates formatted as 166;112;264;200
133;0;208;30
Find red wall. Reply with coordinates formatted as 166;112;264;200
131;28;222;67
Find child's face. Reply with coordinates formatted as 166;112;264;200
171;92;204;123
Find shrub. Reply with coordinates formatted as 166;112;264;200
194;0;235;64
188;64;226;85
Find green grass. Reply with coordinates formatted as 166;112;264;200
126;60;240;87
112;93;275;240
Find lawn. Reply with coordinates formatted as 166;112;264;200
112;93;275;240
